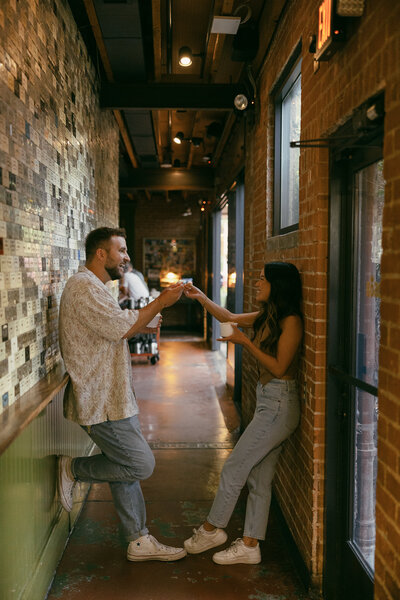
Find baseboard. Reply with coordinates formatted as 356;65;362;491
271;493;311;592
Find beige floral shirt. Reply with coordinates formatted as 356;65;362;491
59;266;139;425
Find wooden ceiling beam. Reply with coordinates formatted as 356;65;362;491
83;0;139;169
100;83;238;110
120;168;215;191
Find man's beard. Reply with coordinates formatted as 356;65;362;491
105;265;123;280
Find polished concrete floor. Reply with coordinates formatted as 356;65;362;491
48;336;309;600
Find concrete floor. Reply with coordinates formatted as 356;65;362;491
47;337;309;600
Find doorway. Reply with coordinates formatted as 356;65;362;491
326;136;384;598
211;175;245;409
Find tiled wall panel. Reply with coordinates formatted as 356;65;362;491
0;0;119;413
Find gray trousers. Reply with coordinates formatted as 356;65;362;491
208;379;300;540
71;415;155;542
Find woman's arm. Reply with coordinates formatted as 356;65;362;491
183;284;259;328
222;315;303;378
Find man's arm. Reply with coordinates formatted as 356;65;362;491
122;283;183;339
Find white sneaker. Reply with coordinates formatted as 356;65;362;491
127;534;187;562
57;456;75;512
212;538;261;565
184;525;228;554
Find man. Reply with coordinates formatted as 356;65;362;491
58;227;186;562
123;262;149;303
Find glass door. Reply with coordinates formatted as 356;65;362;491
351;161;383;572
326;142;384;599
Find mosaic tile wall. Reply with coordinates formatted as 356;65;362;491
0;0;119;414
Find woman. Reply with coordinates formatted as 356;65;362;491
183;262;303;565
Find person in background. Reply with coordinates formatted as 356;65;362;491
123;261;149;303
182;262;303;565
58;227;186;562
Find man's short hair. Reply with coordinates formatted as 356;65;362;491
85;227;126;259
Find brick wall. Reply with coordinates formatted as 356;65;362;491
216;0;400;595
133;191;210;286
0;0;119;414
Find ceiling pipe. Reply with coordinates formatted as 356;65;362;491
166;0;173;160
200;0;216;79
166;0;172;75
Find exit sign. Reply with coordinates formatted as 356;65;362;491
315;0;345;61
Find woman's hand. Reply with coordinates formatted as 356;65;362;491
217;324;248;346
183;283;206;303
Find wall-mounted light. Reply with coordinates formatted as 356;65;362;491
234;65;257;112
234;93;249;111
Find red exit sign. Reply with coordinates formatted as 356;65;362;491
317;0;332;52
315;0;345;61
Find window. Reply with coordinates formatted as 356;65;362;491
274;58;301;234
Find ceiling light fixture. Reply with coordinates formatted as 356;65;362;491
178;46;193;67
182;206;192;217
173;131;184;144
173;132;203;146
178;46;204;68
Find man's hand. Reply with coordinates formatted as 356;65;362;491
158;282;184;308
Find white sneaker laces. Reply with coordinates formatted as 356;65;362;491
224;538;245;555
190;527;202;542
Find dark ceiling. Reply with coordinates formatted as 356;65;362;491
68;0;286;193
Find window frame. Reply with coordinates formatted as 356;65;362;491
273;53;302;235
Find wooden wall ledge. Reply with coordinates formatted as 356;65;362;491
0;363;69;456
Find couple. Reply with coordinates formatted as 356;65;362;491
58;227;303;566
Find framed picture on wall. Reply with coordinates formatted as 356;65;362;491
143;238;196;287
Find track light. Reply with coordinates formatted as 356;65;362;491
178;46;204;68
173;132;203;146
173;131;184;144
178;46;193;67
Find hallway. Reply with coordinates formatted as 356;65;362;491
47;338;308;600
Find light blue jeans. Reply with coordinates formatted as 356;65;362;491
71;415;155;542
208;379;300;540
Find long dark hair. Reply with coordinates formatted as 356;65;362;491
253;262;303;356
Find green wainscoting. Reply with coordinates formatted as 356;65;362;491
0;387;93;600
